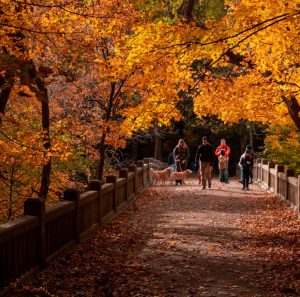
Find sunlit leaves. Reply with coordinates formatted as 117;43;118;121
1;0;299;218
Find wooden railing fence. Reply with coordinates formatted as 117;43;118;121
0;158;167;290
253;158;300;213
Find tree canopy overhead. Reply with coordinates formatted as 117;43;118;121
128;0;300;129
1;0;299;129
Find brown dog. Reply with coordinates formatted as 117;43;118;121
170;169;192;185
151;167;173;186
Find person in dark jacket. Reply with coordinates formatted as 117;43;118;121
238;145;255;184
173;139;190;185
195;136;214;189
167;152;176;171
239;147;254;190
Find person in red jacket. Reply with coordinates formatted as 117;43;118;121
215;139;230;183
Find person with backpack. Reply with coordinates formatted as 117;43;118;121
167;151;176;171
239;147;254;190
238;145;255;184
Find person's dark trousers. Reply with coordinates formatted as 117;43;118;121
225;160;230;182
242;166;250;189
219;169;226;182
249;166;253;183
223;168;229;183
175;160;187;185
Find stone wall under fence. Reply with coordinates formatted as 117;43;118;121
253;158;300;213
0;158;167;291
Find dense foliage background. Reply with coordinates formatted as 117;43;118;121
0;0;299;221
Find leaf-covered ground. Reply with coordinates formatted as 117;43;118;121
9;179;300;297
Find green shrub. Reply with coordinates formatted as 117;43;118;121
262;124;300;175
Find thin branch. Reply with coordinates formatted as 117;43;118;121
86;98;107;110
146;12;299;54
0;130;43;151
10;0;126;20
10;0;74;8
0;23;84;35
190;13;298;90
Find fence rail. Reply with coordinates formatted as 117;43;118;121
253;158;300;213
0;158;167;290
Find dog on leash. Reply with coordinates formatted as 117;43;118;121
151;167;173;186
170;169;192;185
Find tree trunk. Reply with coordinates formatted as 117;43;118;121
8;164;14;220
96;133;106;180
131;141;138;162
185;0;194;22
239;122;247;152
283;96;300;131
26;61;52;200
154;130;162;160
248;122;253;148
0;85;12;124
37;77;51;199
95;80;124;179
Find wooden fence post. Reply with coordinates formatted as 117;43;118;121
128;164;138;194
256;158;261;182
144;158;151;184
87;180;102;225
63;189;81;243
268;161;275;189
261;159;268;185
148;158;154;168
119;169;129;201
137;160;145;187
275;164;284;195
285;168;295;201
297;175;300;212
106;175;117;212
24;198;46;268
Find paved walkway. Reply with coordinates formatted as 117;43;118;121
10;179;299;297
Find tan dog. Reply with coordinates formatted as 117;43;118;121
151;167;173;186
170;169;192;185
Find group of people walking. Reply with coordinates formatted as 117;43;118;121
171;137;254;190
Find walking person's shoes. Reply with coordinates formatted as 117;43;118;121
202;186;206;189
208;184;211;188
242;187;245;190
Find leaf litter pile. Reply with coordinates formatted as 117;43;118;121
237;193;299;295
9;180;299;297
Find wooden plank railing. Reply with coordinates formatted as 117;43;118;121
0;216;39;288
0;158;167;290
45;201;75;259
253;158;299;213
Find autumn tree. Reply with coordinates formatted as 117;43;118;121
130;0;299;129
192;1;300;130
0;0;145;216
0;0;188;218
1;0;299;220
